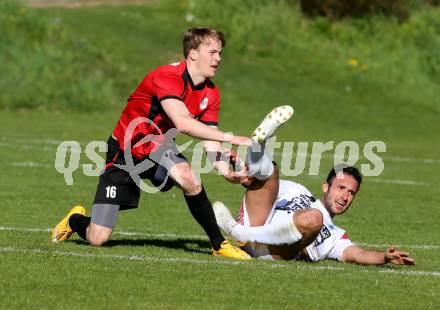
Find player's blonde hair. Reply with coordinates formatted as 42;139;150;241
183;27;226;58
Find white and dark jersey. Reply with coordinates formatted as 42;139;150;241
237;180;353;262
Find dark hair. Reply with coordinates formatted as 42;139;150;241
326;164;362;187
183;27;226;58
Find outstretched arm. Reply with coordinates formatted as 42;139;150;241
161;98;251;146
342;245;416;265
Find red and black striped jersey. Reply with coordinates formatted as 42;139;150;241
112;60;220;159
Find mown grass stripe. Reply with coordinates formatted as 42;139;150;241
1;246;438;278
1;226;439;250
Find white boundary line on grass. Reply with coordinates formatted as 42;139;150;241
0;226;207;241
9;161;52;168
367;179;426;186
356;242;440;251
378;269;440;277
1;246;439;278
1;226;439;250
0;137;67;145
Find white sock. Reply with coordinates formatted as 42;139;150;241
229;213;302;246
246;141;274;180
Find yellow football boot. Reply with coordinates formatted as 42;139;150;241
212;240;251;260
51;205;86;242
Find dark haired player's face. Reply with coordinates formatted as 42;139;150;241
322;173;359;217
194;37;222;78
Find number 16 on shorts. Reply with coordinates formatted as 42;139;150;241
106;186;117;198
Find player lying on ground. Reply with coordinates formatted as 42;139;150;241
52;28;294;260
214;156;415;265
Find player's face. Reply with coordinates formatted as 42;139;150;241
322;173;359;217
193;37;222;78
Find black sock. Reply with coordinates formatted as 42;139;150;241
69;214;91;240
184;187;225;250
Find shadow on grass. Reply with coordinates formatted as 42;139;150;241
71;238;211;254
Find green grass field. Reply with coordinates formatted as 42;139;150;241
1;0;440;308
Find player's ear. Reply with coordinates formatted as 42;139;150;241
322;181;329;194
188;49;198;61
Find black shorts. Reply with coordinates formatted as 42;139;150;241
93;137;187;210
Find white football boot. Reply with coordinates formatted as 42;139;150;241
251;105;294;143
213;201;238;236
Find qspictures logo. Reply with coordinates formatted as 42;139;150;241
54;117;386;192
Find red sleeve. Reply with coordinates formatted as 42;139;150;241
152;73;184;102
199;88;220;126
341;232;350;239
